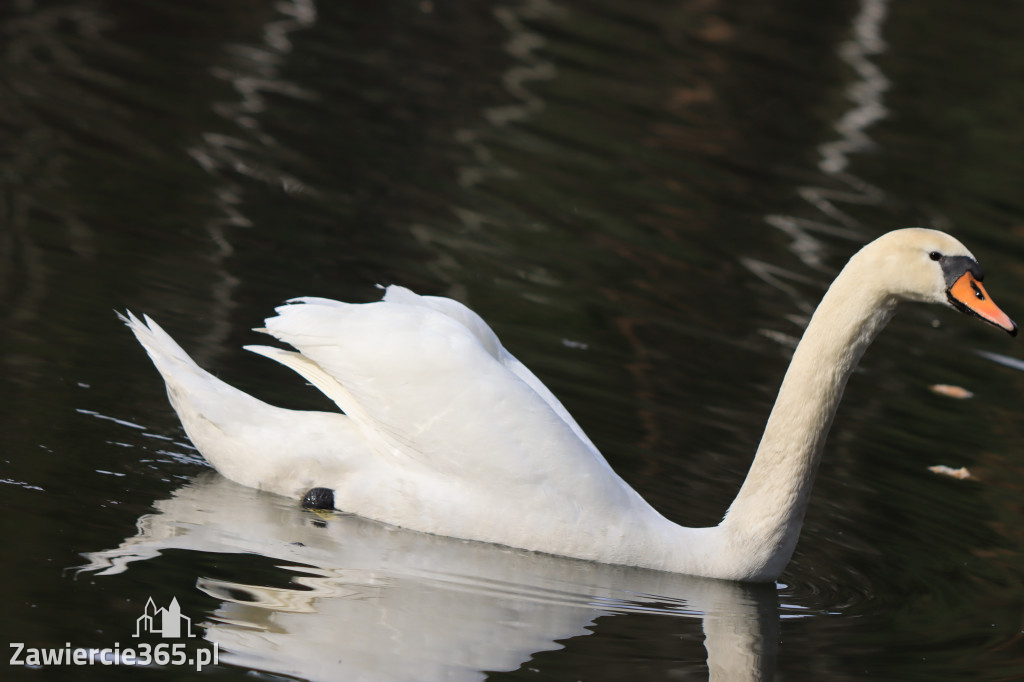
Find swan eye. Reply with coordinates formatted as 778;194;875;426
929;251;943;261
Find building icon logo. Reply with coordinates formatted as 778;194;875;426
132;597;196;639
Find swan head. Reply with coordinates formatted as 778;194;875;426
859;228;1017;335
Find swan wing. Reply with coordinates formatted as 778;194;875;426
381;285;601;453
252;292;619;495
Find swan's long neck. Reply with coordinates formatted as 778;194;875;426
709;253;896;580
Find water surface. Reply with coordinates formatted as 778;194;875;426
2;0;1024;680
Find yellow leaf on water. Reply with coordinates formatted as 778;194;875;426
928;465;972;480
929;384;974;399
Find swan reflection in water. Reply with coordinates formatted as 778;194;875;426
79;473;785;681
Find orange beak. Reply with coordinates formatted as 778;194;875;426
948;272;1017;336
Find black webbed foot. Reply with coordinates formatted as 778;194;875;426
302;487;335;510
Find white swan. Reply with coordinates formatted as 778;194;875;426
124;228;1015;582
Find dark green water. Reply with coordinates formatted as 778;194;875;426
2;0;1024;679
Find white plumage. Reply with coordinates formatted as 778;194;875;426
125;228;1015;581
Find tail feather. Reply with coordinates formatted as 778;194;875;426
121;310;274;427
122;311;369;499
121;311;205;378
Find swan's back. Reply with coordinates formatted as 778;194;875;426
246;289;668;559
